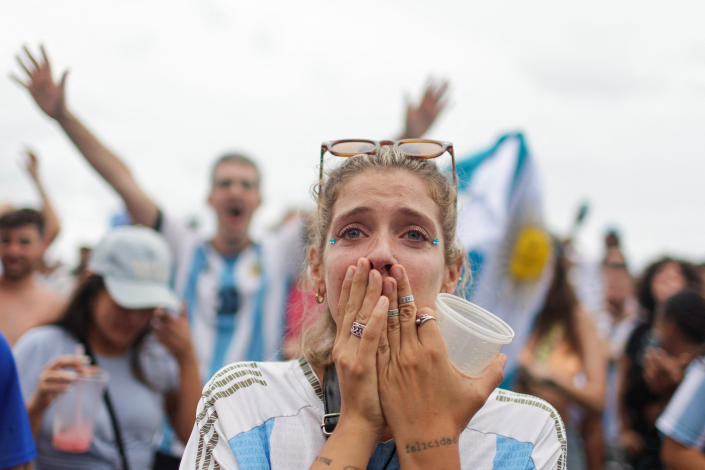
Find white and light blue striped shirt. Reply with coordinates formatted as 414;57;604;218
181;359;567;469
161;213;305;382
657;357;705;452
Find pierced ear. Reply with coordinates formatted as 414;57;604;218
308;245;323;289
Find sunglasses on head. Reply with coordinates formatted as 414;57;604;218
319;139;456;191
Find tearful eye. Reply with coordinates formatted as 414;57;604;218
404;227;430;242
342;227;363;240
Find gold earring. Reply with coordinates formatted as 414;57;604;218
315;289;325;304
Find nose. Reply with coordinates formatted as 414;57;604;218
228;181;245;197
367;234;397;276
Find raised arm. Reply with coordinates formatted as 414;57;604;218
397;79;450;139
11;45;159;227
23;149;60;247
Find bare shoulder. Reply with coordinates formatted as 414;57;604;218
32;281;67;320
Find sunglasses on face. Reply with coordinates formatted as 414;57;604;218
319;139;457;192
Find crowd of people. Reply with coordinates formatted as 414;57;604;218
1;44;704;470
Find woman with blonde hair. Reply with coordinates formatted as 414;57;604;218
181;140;566;469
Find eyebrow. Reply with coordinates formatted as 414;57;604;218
332;206;437;229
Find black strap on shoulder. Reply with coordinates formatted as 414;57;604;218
81;340;131;470
320;363;341;438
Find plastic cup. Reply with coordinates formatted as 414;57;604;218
52;369;108;453
435;293;514;376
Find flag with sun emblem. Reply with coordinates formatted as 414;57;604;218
456;132;554;386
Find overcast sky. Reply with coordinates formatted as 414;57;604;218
2;0;704;271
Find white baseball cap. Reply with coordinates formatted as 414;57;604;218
88;226;179;310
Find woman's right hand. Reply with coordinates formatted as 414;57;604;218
331;257;389;439
28;354;90;412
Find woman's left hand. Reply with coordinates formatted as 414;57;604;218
153;305;196;363
377;265;506;452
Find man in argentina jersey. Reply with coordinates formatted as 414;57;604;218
656;357;705;469
180;359;567;470
160;198;304;379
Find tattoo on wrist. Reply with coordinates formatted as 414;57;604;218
404;436;459;454
315;456;332;465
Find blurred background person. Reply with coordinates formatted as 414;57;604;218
618;256;702;469
13;226;201;469
0;208;65;345
69;245;92;283
515;240;607;470
595;230;640;469
655;290;705;469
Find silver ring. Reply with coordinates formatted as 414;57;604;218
399;295;415;305
415;313;435;327
350;321;365;338
387;308;400;317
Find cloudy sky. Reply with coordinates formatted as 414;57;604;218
2;0;704;270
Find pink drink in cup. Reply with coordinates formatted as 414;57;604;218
52;369;108;453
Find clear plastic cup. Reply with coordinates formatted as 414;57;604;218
52;369;108;453
435;293;514;376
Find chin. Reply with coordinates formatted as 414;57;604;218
2;266;33;280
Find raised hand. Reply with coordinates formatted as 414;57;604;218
152;306;196;363
399;79;450;139
23;148;40;183
11;44;69;120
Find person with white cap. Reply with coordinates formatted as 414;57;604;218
13;226;201;470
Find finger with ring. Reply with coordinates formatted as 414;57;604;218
387;308;400;317
350;321;365;338
399;294;414;305
415;313;435;327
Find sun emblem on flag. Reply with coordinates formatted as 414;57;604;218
509;227;552;281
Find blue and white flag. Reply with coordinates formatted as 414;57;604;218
456;132;554;386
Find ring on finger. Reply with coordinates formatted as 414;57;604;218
350;321;365;338
415;313;435;327
387;308;400;317
399;295;415;305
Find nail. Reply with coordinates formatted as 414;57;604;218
345;266;354;280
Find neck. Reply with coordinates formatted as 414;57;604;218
87;327;129;357
0;273;37;291
211;230;251;256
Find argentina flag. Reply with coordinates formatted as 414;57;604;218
456;132;554;387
